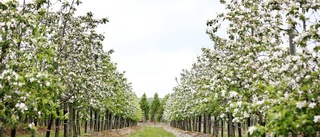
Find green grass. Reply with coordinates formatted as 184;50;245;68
127;127;175;137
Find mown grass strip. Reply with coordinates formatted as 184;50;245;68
128;126;175;137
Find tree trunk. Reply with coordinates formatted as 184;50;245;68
213;116;219;136
11;126;16;137
45;114;54;137
193;117;196;131
77;111;80;136
109;112;113;130
90;109;93;131
203;114;207;133
94;111;98;131
68;104;73;137
117;116;121;129
208;114;211;134
64;104;68;137
221;120;224;137
238;123;242;137
143;112;146;123
259;113;266;137
97;113;100;131
228;113;235;137
73;108;77;137
84;121;87;133
247;117;250;137
55;110;60;137
198;116;201;132
104;112;108;130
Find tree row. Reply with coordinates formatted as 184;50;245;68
0;0;142;137
164;0;320;136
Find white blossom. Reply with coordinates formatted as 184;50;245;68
30;77;35;82
220;113;225;118
237;101;242;106
309;102;316;109
305;75;310;79
28;122;35;129
244;111;249;118
248;126;256;135
15;103;28;111
256;100;264;105
229;91;238;98
314;115;320;123
296;101;306;109
284;92;289;99
45;81;50;87
221;90;226;97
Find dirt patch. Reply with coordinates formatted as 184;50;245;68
3;125;48;136
84;126;142;137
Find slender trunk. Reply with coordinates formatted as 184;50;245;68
94;111;97;131
68;104;73;137
221;120;224;137
259;113;266;137
84;121;87;133
63;104;68;137
55;109;60;137
46;114;54;137
112;115;115;129
238;123;242;137
189;118;192;131
247;117;250;137
198;116;201;132
214;116;219;136
73;108;77;137
192;118;195;131
11;126;16;137
143;112;146;123
187;118;189;131
208;114;211;134
101;114;104;130
90;109;93;131
104;112;108;130
203;114;206;133
77;111;80;136
228;113;235;137
97;114;100;131
109;112;113;130
117;116;120;129
228;117;230;137
106;111;110;130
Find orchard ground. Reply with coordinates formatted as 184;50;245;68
9;122;215;137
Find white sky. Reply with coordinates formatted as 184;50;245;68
76;0;225;98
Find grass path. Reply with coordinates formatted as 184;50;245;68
126;126;175;137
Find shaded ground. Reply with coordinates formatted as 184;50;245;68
84;122;214;137
5;122;214;137
3;126;48;137
84;126;142;137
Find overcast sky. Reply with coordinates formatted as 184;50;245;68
77;0;225;98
